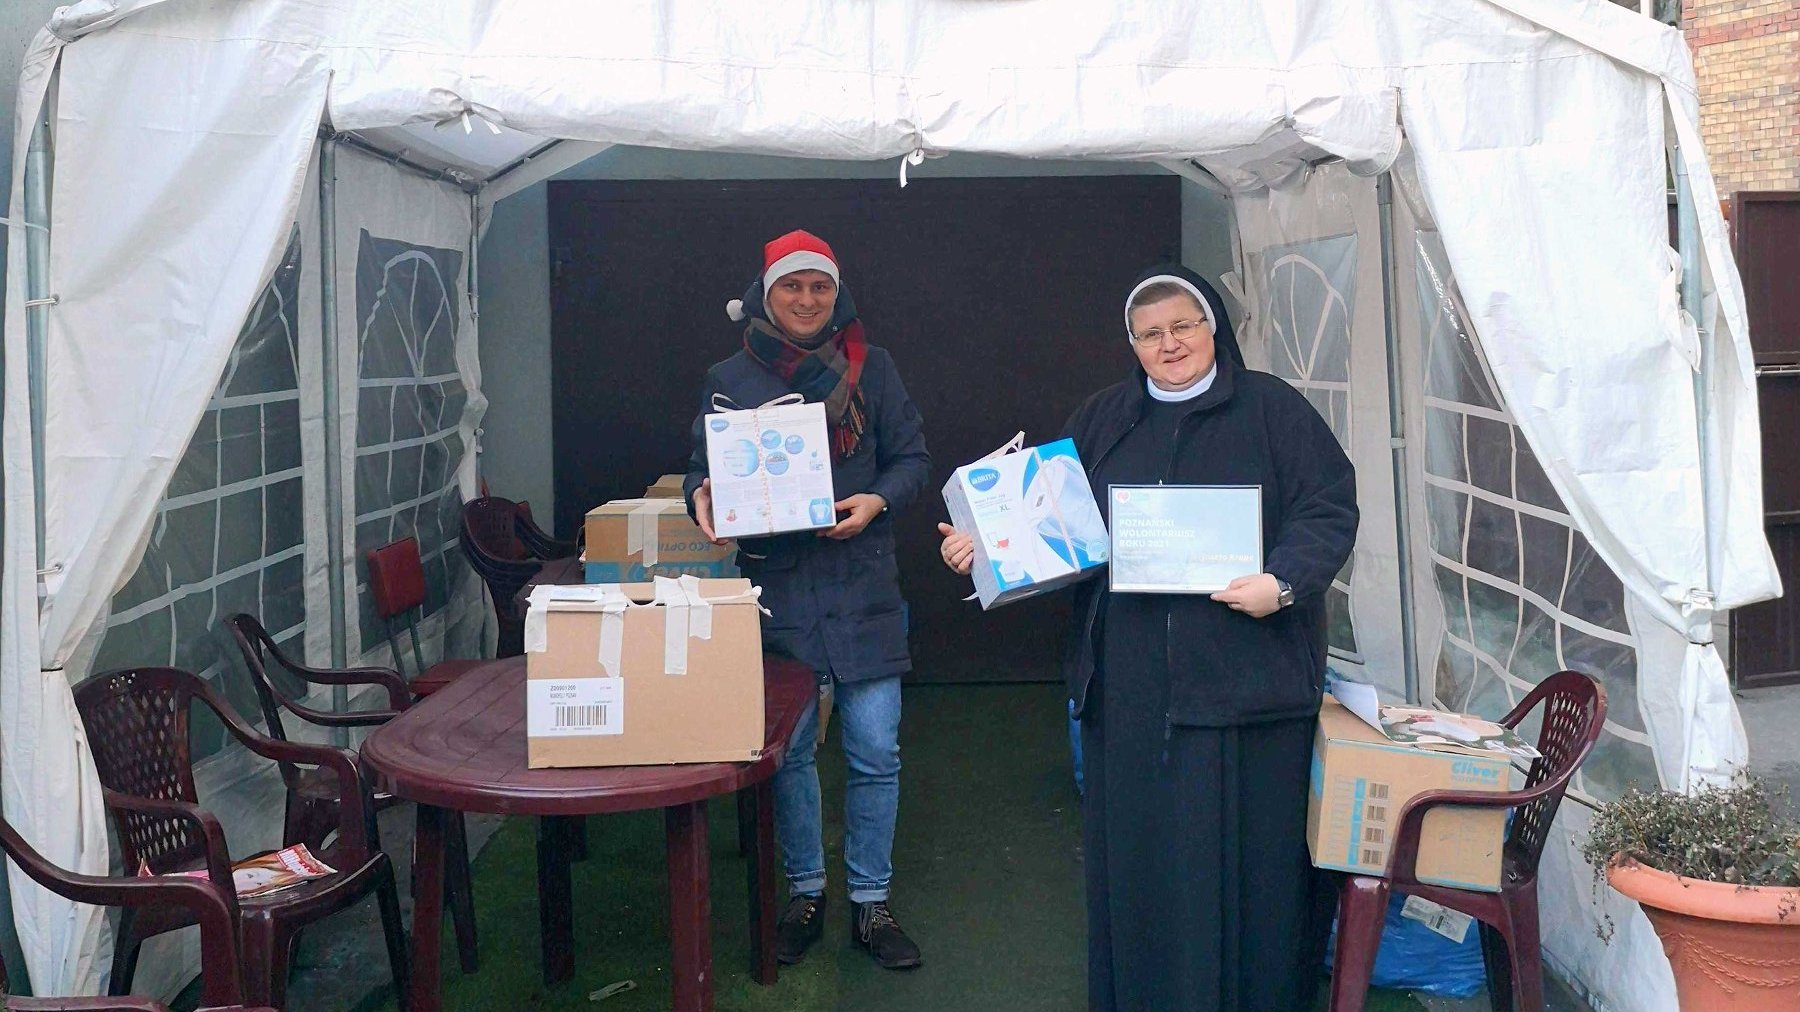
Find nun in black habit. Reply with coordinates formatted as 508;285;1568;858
939;265;1358;1011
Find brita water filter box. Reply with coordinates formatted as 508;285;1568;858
704;400;836;539
942;436;1109;609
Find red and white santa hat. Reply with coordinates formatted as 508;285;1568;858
726;229;841;322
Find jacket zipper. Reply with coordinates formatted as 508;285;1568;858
1161;409;1204;762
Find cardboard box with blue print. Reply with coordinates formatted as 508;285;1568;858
523;577;765;768
1306;686;1533;893
582;498;739;583
942;435;1109;610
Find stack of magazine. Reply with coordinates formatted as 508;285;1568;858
1328;676;1541;763
138;843;336;899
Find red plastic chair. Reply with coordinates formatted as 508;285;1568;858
460;496;575;657
224;613;480;976
0;803;269;1011
71;667;407;1010
365;537;487;698
1328;671;1606;1012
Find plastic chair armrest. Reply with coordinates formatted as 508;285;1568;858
1383;780;1567;885
190;688;378;860
515;515;577;561
99;790;236;897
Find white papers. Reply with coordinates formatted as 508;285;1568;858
1328;677;1541;761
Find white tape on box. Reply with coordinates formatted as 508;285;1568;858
652;576;691;674
593;587;633;678
626;499;681;567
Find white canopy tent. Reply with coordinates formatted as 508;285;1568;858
1;1;1774;1008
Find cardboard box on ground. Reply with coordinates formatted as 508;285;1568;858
524;577;766;768
942;436;1109;609
583;498;738;583
705;400;835;539
1307;698;1513;892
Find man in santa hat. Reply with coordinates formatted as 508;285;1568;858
685;229;930;970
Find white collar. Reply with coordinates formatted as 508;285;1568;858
1146;362;1217;403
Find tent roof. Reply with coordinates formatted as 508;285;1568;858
42;0;1690;189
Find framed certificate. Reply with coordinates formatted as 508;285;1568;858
1107;485;1263;594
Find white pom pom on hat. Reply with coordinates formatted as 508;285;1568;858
725;298;746;322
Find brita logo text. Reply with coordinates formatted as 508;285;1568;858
968;468;1001;492
1451;760;1501;784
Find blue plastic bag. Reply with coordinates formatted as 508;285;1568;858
1069;698;1084;795
1322;893;1487;998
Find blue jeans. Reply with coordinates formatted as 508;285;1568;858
775;675;902;903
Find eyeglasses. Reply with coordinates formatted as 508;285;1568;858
1131;319;1209;346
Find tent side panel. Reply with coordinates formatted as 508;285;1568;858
1231;164;1408;700
331;146;487;673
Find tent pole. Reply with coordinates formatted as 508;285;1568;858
25;112;51;573
319;135;350;741
1377;173;1423;703
1674;148;1721;612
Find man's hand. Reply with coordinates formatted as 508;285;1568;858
1210;573;1282;618
692;478;729;546
937;522;974;575
822;493;887;540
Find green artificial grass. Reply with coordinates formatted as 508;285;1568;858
358;683;1428;1011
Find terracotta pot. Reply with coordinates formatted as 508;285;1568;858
1608;857;1800;1010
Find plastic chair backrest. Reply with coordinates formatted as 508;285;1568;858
1500;670;1606;875
462;496;529;562
71;667;208;875
367;537;428;618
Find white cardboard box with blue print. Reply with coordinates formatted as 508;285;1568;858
704;400;836;539
942;436;1109;610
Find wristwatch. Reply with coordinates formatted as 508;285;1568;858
1275;578;1295;609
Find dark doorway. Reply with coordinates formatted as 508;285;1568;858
548;175;1182;683
1729;191;1800;689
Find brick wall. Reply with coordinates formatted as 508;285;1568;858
1684;1;1800;193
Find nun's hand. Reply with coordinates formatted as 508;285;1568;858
823;494;886;540
937;523;975;576
1211;573;1280;618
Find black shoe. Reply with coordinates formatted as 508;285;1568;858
776;892;826;965
851;900;923;970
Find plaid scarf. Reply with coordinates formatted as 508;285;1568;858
743;317;869;459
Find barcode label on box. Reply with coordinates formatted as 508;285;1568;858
555;704;608;729
1401;895;1474;944
527;678;624;737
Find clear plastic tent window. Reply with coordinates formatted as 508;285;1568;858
351;230;471;655
1414;230;1653;801
1260;234;1361;660
94;232;309;761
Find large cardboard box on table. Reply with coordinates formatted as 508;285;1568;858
524;577;765;768
582;498;738;583
704;400;835;539
1307;698;1513;892
942;436;1108;609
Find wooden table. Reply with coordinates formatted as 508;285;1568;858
361;654;815;1012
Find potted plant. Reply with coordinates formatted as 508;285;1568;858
1583;776;1800;1010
